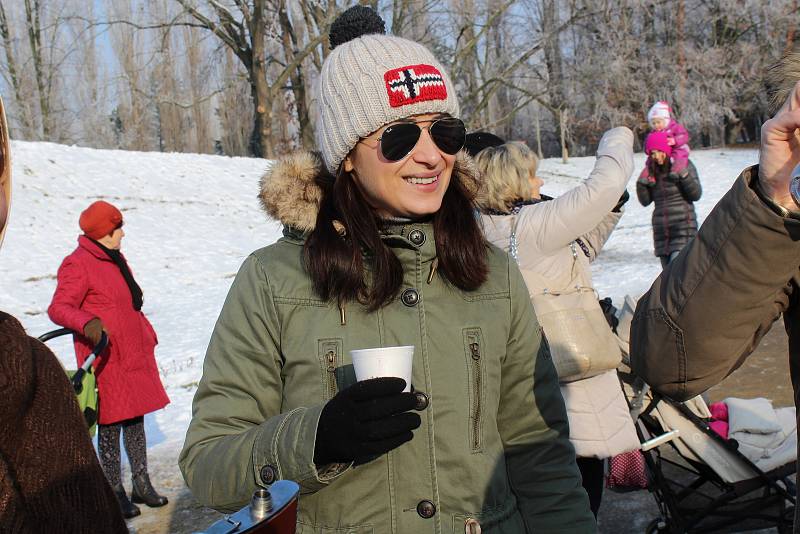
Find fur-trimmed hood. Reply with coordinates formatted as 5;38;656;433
766;44;800;115
258;150;483;232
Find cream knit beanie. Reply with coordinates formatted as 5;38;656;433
316;7;460;172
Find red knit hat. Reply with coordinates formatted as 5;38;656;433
644;131;673;157
79;201;123;240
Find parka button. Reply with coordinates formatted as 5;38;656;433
416;500;436;519
408;229;426;246
401;288;419;307
259;464;278;484
413;390;429;411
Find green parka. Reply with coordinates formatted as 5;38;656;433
178;151;595;533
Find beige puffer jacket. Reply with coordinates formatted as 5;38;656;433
480;127;640;459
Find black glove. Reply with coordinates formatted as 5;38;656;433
612;190;630;212
598;297;619;333
314;377;421;466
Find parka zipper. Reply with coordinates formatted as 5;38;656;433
325;349;337;399
470;339;482;450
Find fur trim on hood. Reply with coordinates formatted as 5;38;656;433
258;150;483;232
766;44;800;115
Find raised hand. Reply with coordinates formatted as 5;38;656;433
759;80;800;210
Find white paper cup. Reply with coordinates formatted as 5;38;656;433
350;345;414;392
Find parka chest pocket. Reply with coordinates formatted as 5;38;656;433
463;327;485;453
318;338;344;401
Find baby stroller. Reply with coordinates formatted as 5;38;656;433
38;328;108;437
613;297;796;533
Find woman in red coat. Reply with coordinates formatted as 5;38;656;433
48;201;170;518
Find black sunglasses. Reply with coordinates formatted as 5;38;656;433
370;117;466;162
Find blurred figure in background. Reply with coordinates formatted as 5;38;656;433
48;201;170;518
0;97;127;532
643;100;691;177
636;131;702;268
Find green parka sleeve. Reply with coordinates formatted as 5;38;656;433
499;260;596;532
178;254;349;512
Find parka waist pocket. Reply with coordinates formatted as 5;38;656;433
452;500;520;533
296;520;373;534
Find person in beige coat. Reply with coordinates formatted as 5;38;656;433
476;128;640;516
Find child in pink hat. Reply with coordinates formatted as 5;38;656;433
642;101;691;177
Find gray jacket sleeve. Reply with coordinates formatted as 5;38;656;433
630;166;800;401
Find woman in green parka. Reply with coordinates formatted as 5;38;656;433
179;6;595;533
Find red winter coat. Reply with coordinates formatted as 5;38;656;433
48;235;169;424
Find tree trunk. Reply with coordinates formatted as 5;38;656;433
560;109;568;163
542;0;565;111
249;0;274;158
535;103;543;159
279;1;313;150
676;0;686;106
785;0;798;54
0;1;32;137
23;0;49;139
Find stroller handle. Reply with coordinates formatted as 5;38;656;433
37;327;73;343
37;328;108;393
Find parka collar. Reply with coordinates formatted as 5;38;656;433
77;235;114;261
259;150;484;239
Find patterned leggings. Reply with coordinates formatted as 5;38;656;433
98;416;147;487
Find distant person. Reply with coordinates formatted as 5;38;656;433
636;131;702;268
0;96;127;533
475;134;640;517
180;5;595;532
640;100;691;179
48;201;169;519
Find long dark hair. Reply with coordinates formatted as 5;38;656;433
304;164;488;311
647;156;671;180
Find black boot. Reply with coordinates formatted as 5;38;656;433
132;472;168;507
113;483;141;519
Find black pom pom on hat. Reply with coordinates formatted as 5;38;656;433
329;5;386;50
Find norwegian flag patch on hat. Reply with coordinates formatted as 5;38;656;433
384;64;447;108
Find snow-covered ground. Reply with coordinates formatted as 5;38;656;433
0;140;758;497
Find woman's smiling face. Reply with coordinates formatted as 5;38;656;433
343;113;457;219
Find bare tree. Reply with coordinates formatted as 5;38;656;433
109;0;158;151
175;0;330;157
217;46;253;156
0;2;35;137
24;0;53;138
